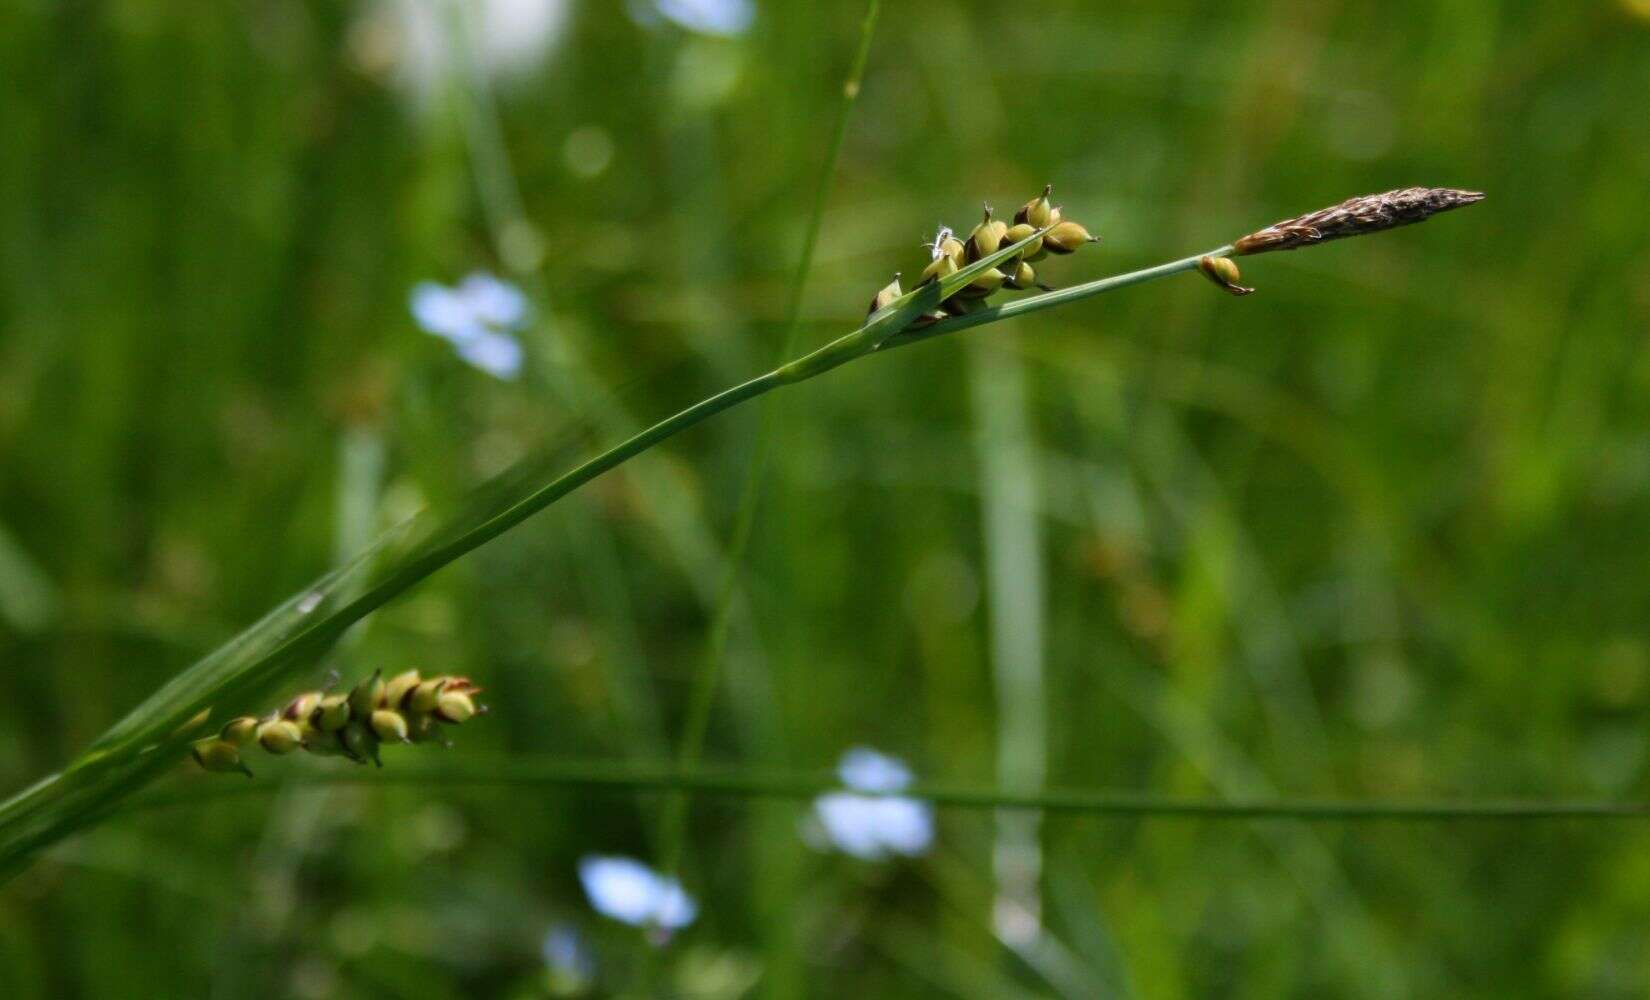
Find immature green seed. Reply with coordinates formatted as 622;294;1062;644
312;693;351;732
960;266;1007;298
1005;261;1038;290
220;716;260;747
1002;223;1043;262
409;678;446;714
347;670;383;719
965;207;1009;262
919;253;959;286
284;691;321;722
406;712;445;745
338;721;380;766
435;690;478;724
192;738;253;777
371;708;410;743
1197;255;1254;296
1042;220;1098;255
257;718;305;755
866;273;903;318
1014;185;1056;228
937;233;966;265
382;669;422;710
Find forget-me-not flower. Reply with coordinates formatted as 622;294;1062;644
541;922;595;992
578;856;697;934
806;747;935;861
633;0;755;37
409;271;528;380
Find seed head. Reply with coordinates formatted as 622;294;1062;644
1233;187;1485;256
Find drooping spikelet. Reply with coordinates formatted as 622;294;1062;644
1197;255;1254;296
188;668;488;776
1232;187;1484;256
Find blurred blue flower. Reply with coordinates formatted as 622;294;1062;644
806;747;935;861
635;0;755;37
408;271;528;379
578;856;697;932
541;923;595;993
838;746;914;793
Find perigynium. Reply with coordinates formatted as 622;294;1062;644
0;184;1481;882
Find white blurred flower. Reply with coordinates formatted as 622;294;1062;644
805;747;935;861
409;271;528;380
630;0;755;37
352;0;570;104
578;856;697;933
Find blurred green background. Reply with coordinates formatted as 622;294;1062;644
4;0;1650;995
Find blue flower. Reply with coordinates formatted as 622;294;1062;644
578;856;697;932
408;271;528;379
541;923;595;992
838;746;915;793
636;0;755;37
806;747;935;861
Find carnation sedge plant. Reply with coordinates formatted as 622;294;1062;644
0;183;1482;879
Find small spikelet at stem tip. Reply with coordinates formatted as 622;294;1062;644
1198;255;1254;296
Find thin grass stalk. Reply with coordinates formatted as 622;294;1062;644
660;0;884;881
121;759;1650;823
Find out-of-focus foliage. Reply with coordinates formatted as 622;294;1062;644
2;0;1649;996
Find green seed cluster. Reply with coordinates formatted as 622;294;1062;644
189;670;485;777
867;185;1100;325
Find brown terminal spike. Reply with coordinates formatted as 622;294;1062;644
1233;187;1485;255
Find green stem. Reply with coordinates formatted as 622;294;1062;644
123;761;1650;823
880;247;1231;352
